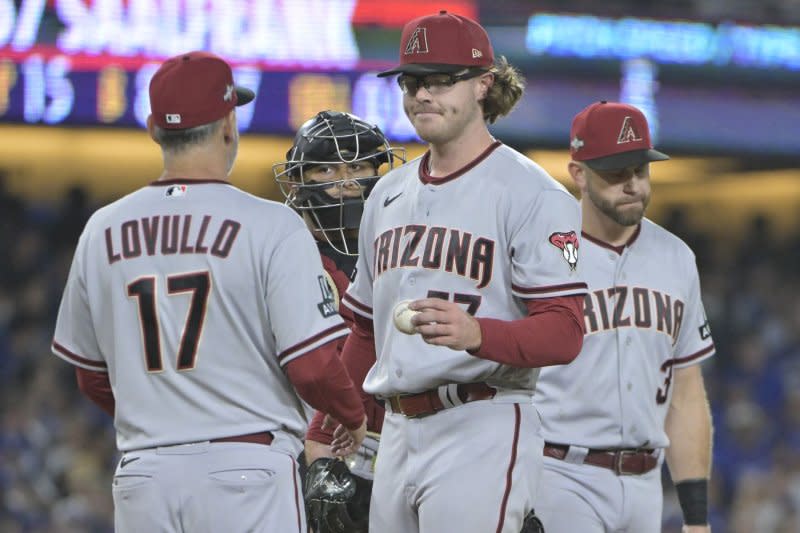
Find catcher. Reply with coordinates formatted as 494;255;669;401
274;110;404;532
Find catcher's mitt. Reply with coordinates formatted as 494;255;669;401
521;508;545;533
304;458;371;533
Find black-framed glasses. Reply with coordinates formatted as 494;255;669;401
397;69;488;96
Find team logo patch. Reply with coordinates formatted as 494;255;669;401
404;27;429;55
317;274;338;318
617;116;643;144
549;231;579;271
165;185;187;197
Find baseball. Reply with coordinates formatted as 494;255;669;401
393;300;420;335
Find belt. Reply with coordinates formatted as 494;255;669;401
543;443;658;476
210;431;273;446
386;382;496;418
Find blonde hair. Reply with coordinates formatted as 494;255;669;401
482;56;525;124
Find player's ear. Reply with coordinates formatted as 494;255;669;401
568;161;587;192
221;110;237;143
146;115;160;145
476;72;494;100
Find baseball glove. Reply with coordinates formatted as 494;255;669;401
521;508;545;533
304;458;371;533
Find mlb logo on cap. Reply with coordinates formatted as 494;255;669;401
149;51;255;130
569;101;669;170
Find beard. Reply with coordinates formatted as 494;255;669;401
586;180;650;226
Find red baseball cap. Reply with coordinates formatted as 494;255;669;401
569;101;669;170
149;51;255;130
377;10;494;77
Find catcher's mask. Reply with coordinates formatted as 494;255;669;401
274;110;404;256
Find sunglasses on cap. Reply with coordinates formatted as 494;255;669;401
397;69;488;96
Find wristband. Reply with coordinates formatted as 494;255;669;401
675;478;709;526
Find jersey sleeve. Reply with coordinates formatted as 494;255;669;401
268;227;349;367
52;229;107;372
510;189;588;299
341;202;375;319
672;256;715;368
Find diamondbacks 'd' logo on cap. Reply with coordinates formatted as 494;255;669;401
404;27;429;55
549;231;579;271
617;116;643;144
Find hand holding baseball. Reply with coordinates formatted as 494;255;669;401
401;298;482;351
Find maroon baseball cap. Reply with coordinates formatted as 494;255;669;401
569;101;669;170
377;10;494;77
149;51;255;130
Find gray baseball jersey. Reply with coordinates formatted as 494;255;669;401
536;219;715;450
343;142;587;396
52;179;348;452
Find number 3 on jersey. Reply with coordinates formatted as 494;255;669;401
127;271;211;372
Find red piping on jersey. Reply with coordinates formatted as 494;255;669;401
292;455;302;533
495;404;522;533
52;341;108;370
418;140;503;185
511;281;588;295
277;323;349;362
581;224;642;255
148;178;231;186
671;344;716;366
342;293;373;315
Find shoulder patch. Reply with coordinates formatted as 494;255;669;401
549;231;579;271
317;274;339;318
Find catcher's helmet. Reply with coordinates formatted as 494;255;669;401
274;111;404;256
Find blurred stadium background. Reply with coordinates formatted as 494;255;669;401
1;0;799;531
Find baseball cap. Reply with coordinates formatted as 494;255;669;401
569;101;669;170
377;10;494;77
149;51;255;130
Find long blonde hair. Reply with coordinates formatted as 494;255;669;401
482;56;525;124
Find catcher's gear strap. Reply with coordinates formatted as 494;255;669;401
305;458;371;533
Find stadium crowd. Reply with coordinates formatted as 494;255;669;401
1;178;799;532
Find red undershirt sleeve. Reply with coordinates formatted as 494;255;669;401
285;338;365;430
306;313;382;443
471;294;585;368
75;367;115;417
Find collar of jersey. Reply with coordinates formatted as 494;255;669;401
418;140;502;185
581;223;642;255
149;178;230;186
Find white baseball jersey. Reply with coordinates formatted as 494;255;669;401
536;219;715;450
52;179;348;452
343;142;587;397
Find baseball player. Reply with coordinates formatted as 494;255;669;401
534;101;715;533
323;11;588;533
273;110;404;532
50;51;366;533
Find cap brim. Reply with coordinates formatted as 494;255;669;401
584;148;669;171
235;86;255;106
376;63;470;77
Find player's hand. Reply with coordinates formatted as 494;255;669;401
329;416;367;457
304;438;335;464
409;298;482;352
682;525;710;533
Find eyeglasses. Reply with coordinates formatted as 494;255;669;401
397;69;487;96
